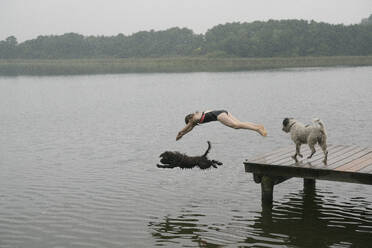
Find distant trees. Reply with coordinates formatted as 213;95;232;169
113;28;204;58
0;36;18;58
361;14;372;25
0;28;204;59
204;20;372;57
1;18;372;59
17;33;91;59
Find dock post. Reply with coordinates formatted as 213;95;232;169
261;176;274;205
303;178;316;193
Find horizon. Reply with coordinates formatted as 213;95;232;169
1;0;371;42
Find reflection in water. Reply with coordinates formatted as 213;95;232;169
150;188;372;247
149;211;221;247
245;187;372;248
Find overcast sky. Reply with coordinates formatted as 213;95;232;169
1;0;371;42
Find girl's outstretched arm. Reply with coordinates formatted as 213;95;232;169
176;122;195;141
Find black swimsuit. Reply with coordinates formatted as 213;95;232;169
199;110;228;124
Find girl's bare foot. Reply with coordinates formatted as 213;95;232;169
257;125;267;136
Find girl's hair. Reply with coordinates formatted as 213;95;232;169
185;113;194;124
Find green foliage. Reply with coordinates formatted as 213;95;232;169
0;36;18;58
204;20;372;57
1;18;372;59
361;14;372;25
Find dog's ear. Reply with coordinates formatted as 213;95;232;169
159;151;169;157
283;118;290;127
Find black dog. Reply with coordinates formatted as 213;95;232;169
157;141;223;169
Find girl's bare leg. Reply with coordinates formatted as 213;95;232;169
228;114;267;135
217;113;267;136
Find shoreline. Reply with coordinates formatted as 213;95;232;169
1;56;372;76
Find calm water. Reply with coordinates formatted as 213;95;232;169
1;67;372;248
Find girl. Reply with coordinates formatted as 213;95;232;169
176;110;267;140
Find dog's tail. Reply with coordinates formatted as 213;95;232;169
313;118;326;136
202;141;211;157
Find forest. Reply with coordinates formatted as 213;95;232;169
1;16;372;59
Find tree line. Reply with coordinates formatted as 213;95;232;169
1;17;372;59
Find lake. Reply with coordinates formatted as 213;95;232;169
1;66;372;247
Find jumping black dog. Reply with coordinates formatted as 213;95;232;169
157;141;222;169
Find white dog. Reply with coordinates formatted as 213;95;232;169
282;118;328;164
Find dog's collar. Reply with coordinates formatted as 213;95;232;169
289;122;296;130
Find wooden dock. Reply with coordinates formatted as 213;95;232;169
244;144;372;205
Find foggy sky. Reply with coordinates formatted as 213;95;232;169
1;0;371;42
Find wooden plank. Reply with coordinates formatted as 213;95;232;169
294;147;367;171
268;146;312;164
325;148;372;171
254;144;337;165
335;152;372;172
346;160;372;172
309;145;359;167
275;145;347;167
246;145;368;170
323;147;371;169
358;164;372;173
311;146;361;169
255;149;298;165
250;145;294;163
307;145;357;167
364;166;372;173
288;145;347;166
252;144;344;168
249;145;293;162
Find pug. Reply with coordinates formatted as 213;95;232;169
282;118;328;164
